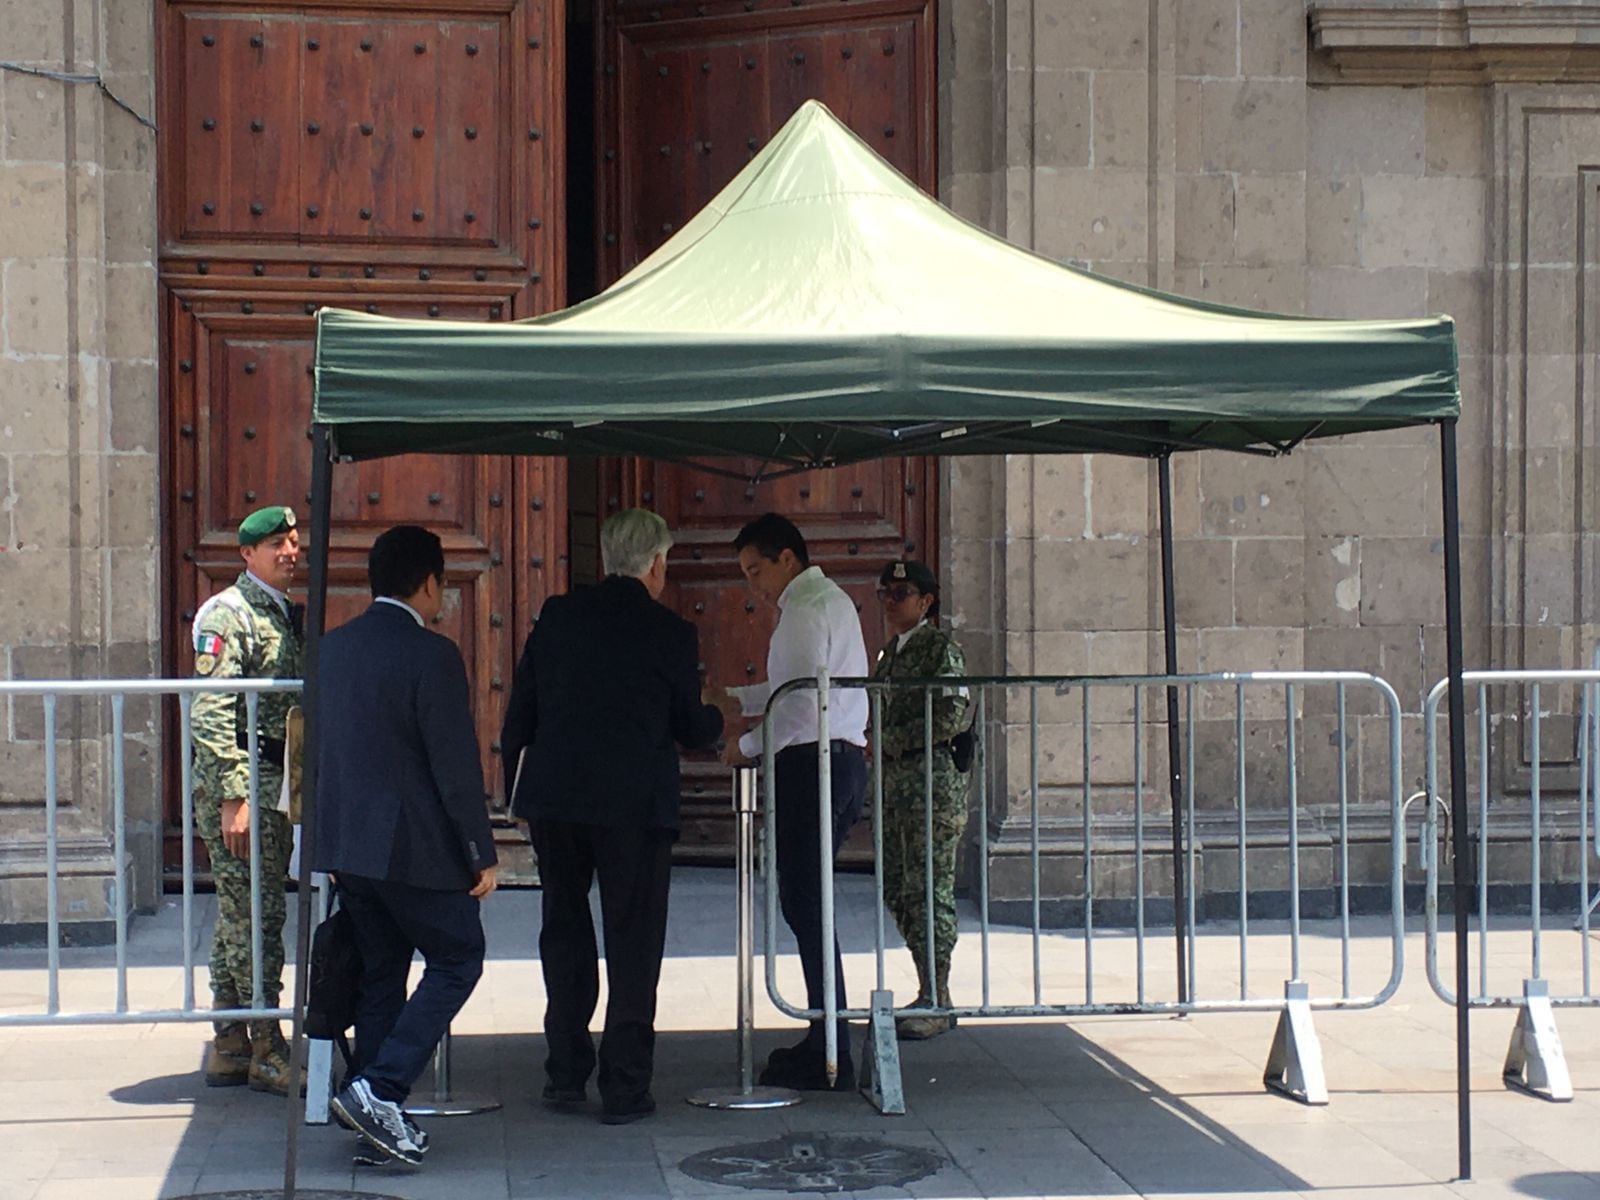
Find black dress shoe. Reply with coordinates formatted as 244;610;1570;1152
542;1082;587;1112
599;1093;656;1125
757;1055;856;1092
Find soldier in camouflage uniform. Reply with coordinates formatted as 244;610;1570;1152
871;560;969;1040
190;504;304;1094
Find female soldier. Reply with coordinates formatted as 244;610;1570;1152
871;560;969;1039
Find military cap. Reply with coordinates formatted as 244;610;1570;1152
238;505;297;547
879;559;938;594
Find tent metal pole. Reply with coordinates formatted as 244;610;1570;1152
1158;454;1190;1005
1439;419;1472;1181
282;425;335;1200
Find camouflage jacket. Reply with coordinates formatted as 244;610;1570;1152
189;572;303;803
870;622;969;759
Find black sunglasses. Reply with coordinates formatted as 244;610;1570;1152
876;584;921;603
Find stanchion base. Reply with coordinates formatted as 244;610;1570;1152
685;1085;802;1110
405;1093;502;1117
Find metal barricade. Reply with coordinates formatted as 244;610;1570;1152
1581;645;1600;929
753;669;1407;1111
0;677;301;1028
1423;669;1600;1102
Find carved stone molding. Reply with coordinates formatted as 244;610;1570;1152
1482;84;1600;788
1311;3;1600;84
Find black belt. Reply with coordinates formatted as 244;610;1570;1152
778;739;863;756
235;730;286;769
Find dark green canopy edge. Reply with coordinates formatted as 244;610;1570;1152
312;316;1460;473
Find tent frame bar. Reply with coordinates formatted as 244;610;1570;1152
1158;454;1190;1005
284;427;335;1198
1438;418;1472;1180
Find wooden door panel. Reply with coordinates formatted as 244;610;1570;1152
677;40;768;209
298;19;379;242
659;459;910;533
428;22;505;245
159;0;564;880
168;4;534;256
179;13;302;239
621;40;699;247
165;290;516;874
787;23;920;179
602;1;934;279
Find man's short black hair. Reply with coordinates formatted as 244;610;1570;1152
733;512;809;566
369;525;445;599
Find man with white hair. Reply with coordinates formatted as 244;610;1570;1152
500;507;723;1124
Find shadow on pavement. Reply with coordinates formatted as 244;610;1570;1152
97;1021;1314;1198
1513;1173;1600;1200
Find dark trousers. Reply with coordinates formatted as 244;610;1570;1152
774;741;867;1064
338;872;486;1104
531;819;673;1104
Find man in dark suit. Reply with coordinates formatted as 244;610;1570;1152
501;507;722;1125
313;524;498;1166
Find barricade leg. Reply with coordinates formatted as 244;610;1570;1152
1503;979;1573;1102
858;989;905;1116
304;876;335;1125
304;1038;335;1124
688;767;801;1110
404;1028;501;1117
1263;981;1329;1105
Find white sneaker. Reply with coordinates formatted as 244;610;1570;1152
401;1111;430;1154
331;1077;424;1166
351;1117;428;1159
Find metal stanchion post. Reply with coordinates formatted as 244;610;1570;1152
688;765;801;1110
404;1026;501;1117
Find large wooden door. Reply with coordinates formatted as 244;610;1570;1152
592;0;938;858
156;1;565;879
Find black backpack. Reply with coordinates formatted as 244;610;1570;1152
305;895;361;1065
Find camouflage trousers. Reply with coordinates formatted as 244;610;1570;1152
196;788;292;1011
881;758;967;979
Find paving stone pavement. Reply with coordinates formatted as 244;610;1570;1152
1;868;1598;1199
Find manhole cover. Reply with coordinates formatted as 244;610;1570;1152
679;1132;945;1193
171;1192;404;1200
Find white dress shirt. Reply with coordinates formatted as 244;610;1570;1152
733;565;869;757
374;595;425;626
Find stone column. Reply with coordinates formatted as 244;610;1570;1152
0;0;161;942
935;0;1513;923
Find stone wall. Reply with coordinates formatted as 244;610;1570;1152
939;0;1593;920
0;0;162;937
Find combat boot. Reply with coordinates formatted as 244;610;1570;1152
896;957;956;1041
895;956;936;1040
247;1019;296;1095
204;1022;251;1087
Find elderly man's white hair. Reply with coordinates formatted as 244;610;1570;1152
601;507;673;579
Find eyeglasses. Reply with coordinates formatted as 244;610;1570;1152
876;584;920;603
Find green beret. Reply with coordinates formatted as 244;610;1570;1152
879;559;938;594
238;505;297;547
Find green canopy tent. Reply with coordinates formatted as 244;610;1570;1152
311;100;1457;468
289;100;1477;1187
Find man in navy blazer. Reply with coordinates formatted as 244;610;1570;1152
313;524;497;1166
501;507;722;1124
